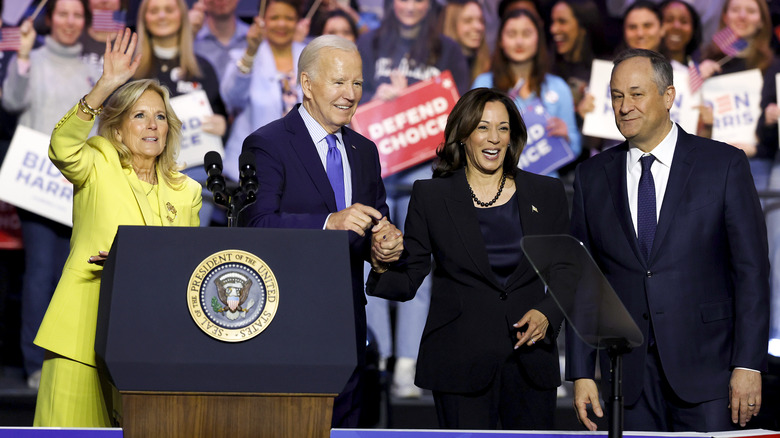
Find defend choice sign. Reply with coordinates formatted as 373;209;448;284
518;102;575;175
351;71;460;177
0;126;73;226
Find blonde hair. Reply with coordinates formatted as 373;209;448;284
439;1;490;83
134;0;202;79
98;79;186;188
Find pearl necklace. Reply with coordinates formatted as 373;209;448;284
468;173;507;207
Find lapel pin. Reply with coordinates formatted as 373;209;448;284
351;144;356;149
532;205;538;213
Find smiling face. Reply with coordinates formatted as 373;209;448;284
144;0;182;41
393;0;430;28
264;1;297;48
464;100;511;176
455;2;485;51
50;0;86;47
500;15;539;64
723;0;762;39
550;2;580;55
301;48;363;134
116;90;169;165
662;2;693;56
610;56;674;151
624;7;664;50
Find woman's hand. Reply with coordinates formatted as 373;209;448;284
87;251;109;266
246;16;266;56
17;18;36;61
576;93;595;118
373;71;407;102
96;29;140;96
201;114;227;136
294;18;311;43
546;116;569;139
698;59;721;80
513;309;549;348
765;103;779;125
188;0;207;35
78;29;140;121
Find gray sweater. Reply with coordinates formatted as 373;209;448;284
2;36;99;134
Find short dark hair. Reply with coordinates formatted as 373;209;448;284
613;48;673;95
433;88;526;178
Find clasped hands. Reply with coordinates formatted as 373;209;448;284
325;203;403;271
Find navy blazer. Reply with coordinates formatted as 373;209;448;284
566;126;770;405
367;168;569;393
241;105;390;359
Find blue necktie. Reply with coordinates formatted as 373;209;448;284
326;134;346;211
637;155;656;261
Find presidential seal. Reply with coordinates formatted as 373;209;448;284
187;250;279;342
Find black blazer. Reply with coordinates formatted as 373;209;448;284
367;168;569;393
566;127;770;405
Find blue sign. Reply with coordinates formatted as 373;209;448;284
517;102;575;175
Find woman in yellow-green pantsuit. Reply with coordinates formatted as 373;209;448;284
33;29;201;426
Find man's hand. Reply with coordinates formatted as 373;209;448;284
188;1;206;34
573;378;603;431
370;219;403;271
325;203;383;236
730;368;761;427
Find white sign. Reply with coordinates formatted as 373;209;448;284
583;59;701;141
169;90;223;168
0;126;73;226
702;69;762;146
582;60;624;141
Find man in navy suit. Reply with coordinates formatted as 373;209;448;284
241;35;403;427
566;49;769;431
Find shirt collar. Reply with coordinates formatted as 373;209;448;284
298;104;344;146
628;121;677;168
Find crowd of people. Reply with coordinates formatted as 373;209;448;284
0;0;777;432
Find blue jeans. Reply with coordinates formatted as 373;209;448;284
365;164;432;360
19;211;70;376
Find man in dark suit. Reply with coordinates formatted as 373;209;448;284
566;49;769;431
240;35;403;427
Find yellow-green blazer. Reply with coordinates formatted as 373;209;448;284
35;105;202;366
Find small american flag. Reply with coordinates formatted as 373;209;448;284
688;58;703;93
0;27;22;52
712;27;748;57
91;9;126;33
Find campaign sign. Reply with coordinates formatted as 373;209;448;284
518;102;575;174
702;69;762;146
351;71;459;177
0;126;73;226
169;90;223;169
582;59;624;141
583;59;700;141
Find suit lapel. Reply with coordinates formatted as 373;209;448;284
286;108;339;212
443;170;503;290
604;144;646;264
342;128;359;205
650;129;695;263
504;173;537;290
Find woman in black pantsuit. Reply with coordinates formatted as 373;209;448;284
366;88;570;429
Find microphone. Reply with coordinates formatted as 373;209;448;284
238;151;258;201
204;151;227;205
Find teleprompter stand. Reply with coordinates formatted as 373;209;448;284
521;235;644;438
96;226;356;438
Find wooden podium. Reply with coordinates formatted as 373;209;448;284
96;227;357;438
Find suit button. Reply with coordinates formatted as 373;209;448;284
642;313;649;320
646;271;652;277
499;292;507;300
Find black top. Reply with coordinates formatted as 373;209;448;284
475;192;523;286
